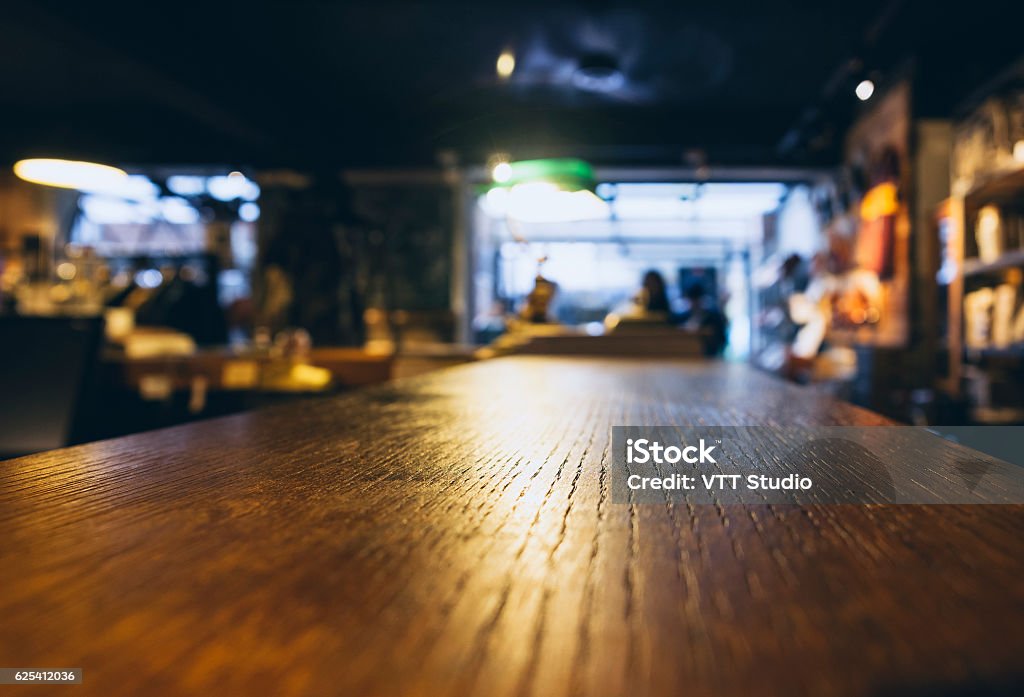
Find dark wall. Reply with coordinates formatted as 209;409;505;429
255;173;455;345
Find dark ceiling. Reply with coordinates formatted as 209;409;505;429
1;1;1022;170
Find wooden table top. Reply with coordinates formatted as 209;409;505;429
102;346;394;391
2;357;1022;696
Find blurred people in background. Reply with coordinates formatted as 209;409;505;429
108;257;227;345
641;270;671;314
679;282;727;356
520;272;558;323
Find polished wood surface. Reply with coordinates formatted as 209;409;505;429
103;346;393;392
1;357;1022;696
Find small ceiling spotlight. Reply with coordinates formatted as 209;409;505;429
571;52;625;93
855;79;875;101
496;51;515;79
491;161;512;183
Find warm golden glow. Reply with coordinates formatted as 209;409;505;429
859;182;898;221
496;51;515;79
13;158;127;191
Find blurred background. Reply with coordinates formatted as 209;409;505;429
2;0;1024;456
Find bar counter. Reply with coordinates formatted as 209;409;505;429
2;357;1023;696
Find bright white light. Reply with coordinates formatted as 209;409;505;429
14;158;127;192
698;182;787;199
117;175;161;201
81;195;155;224
13;159;163;200
481;187;509;216
492;161;512;183
694;197;779;217
161;197;200;224
167;175;206;196
239;202;260;222
610;183;699;200
1014;140;1024;163
612;197;691;219
496;51;515;79
609;182;785;220
135;269;164;289
855;79;875;101
241;180;260;201
208;174;260;201
504;182;609;223
483;180;786;224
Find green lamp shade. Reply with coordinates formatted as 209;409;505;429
489;158;595;192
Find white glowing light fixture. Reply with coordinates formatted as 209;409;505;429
208;174;260;201
135;269;164;289
81;196;154;225
492;161;513;183
855;79;875;101
496;51;515;79
482;187;510;216
239;202;261;222
607;182;786;220
118;175;161;201
489;182;609;223
167;175;206;196
160;197;201;224
14;158;127;193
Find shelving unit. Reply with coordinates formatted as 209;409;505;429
963;167;1024;204
945;163;1024;423
963;248;1024;277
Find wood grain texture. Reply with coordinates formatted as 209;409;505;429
103;346;394;391
1;357;1022;696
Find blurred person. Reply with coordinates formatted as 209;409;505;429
640;269;671;314
679;282;727;356
520;273;558;323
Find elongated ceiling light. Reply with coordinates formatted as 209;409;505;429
14;158;128;193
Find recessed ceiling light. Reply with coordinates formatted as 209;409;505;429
492;161;512;183
855;79;875;101
496;51;515;79
572;52;624;93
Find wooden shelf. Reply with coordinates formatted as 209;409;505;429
964;166;1024;206
963;248;1024;277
